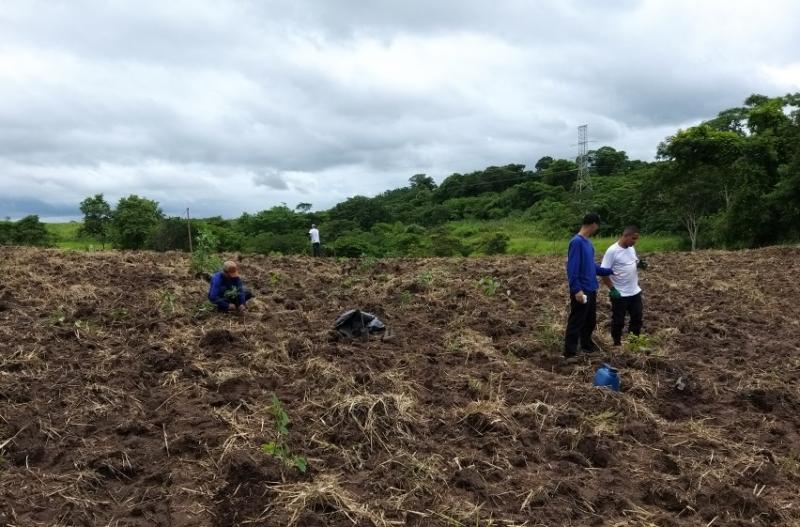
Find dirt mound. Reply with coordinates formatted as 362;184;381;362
1;246;800;526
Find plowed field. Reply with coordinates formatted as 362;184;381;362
1;246;799;526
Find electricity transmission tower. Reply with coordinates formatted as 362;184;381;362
576;124;591;192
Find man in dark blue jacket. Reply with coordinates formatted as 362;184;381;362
564;213;613;362
208;260;254;313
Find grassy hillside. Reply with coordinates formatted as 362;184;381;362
443;219;681;255
46;219;683;255
45;222;102;250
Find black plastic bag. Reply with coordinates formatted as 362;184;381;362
334;309;386;338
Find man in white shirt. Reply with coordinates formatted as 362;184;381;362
309;224;321;256
601;225;647;346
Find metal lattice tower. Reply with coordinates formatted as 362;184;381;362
576;124;590;192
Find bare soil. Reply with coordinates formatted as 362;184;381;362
1;246;799;526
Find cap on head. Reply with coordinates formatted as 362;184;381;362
582;212;601;226
223;260;239;277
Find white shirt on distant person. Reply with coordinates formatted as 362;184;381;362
309;228;320;244
601;242;641;297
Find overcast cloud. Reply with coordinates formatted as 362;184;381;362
1;0;799;220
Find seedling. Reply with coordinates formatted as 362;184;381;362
160;290;176;315
192;301;218;319
260;394;308;473
358;256;378;272
626;333;662;355
223;286;240;303
109;308;129;321
189;228;223;275
48;309;67;326
268;271;281;287
478;276;501;296
418;271;434;287
399;290;413;305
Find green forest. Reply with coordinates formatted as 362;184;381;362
3;93;799;256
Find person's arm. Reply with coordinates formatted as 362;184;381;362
595;262;614;277
208;274;229;311
566;239;583;294
600;247;615;286
237;278;246;306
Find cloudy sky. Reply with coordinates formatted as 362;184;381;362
1;0;799;220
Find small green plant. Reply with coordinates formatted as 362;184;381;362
192;300;218;319
478;276;501;296
418;271;434;287
160;290;176;315
626;333;660;355
260;394;308;473
268;271;281;287
48;309;67;326
358;256;378;272
223;286;240;303
109;308;129;321
190;228;223;275
399;290;413;305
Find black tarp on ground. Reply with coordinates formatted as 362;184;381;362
334;309;386;338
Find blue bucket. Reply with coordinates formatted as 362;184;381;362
593;363;620;391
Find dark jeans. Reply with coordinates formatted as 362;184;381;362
611;292;643;345
564;291;597;357
312;242;321;257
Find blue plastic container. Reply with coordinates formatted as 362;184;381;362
593;363;620;391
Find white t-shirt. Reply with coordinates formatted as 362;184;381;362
601;242;641;297
309;228;320;244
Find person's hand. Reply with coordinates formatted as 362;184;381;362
609;286;621;299
227;304;236;312
637;259;648;270
237;304;246;313
574;291;587;303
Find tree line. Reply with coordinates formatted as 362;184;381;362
2;93;798;255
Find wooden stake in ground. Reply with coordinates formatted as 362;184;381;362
186;207;193;253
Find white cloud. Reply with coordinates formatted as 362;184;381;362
0;0;798;219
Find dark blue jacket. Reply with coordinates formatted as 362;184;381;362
566;234;613;294
208;271;246;311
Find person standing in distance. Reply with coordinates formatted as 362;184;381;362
309;224;321;256
564;213;614;362
601;225;647;345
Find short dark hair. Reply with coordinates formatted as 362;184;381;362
623;225;640;235
582;213;601;225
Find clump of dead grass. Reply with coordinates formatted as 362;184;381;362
270;473;387;526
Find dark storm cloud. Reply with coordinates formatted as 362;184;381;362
0;0;798;218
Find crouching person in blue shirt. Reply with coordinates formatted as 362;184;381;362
564;213;613;363
208;260;254;313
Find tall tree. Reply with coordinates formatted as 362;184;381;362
79;193;112;247
587;146;629;176
110;195;163;250
409;174;436;191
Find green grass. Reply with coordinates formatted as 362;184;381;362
447;219;683;255
45;222;103;250
44;218;683;255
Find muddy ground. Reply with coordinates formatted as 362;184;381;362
0;246;799;526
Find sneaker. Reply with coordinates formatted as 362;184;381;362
563;354;580;365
